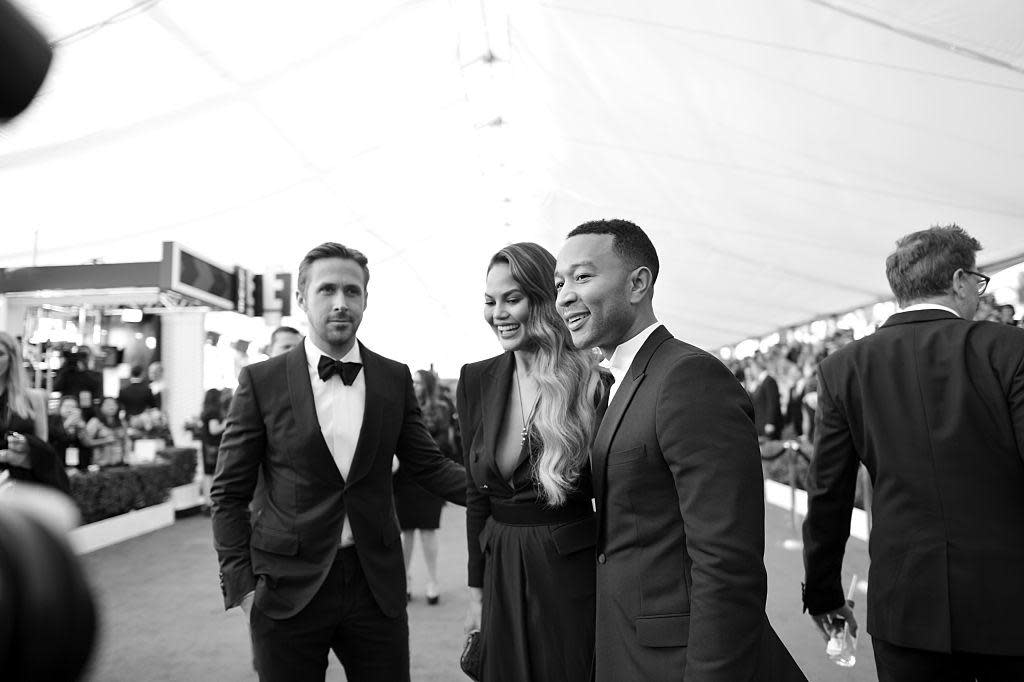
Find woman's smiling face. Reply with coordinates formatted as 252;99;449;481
484;262;531;352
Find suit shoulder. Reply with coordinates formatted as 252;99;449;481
360;345;407;375
969;319;1024;340
245;352;288;380
967;320;1024;359
656;341;735;382
460;353;505;380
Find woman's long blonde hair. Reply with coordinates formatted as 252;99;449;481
489;243;604;506
0;332;33;421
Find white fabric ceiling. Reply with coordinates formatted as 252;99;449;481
2;0;1023;375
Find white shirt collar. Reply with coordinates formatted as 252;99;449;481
304;335;362;370
604;322;662;375
899;303;960;318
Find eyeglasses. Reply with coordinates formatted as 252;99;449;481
964;270;990;295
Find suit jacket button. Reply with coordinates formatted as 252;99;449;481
482;484;489;490
597;553;606;564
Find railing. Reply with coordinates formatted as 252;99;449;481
760;438;872;544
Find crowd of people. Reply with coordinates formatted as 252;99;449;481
4;219;1021;682
0;338;179;491
205;221;1023;682
729;295;1020;447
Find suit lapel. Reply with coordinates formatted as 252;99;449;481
481;353;515;485
592;326;673;508
286;344;343;488
343;342;383;489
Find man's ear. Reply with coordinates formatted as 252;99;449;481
295;288;306;314
627;266;654;304
951;268;970;301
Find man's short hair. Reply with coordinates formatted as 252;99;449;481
270;326;301;344
567;219;660;285
885;225;982;306
129;365;144;379
297;242;370;295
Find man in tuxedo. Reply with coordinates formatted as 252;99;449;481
211;242;466;682
803;225;1024;681
555;220;804;681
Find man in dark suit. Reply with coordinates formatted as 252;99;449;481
748;358;784;440
117;365;156;417
211;242;466;682
555;220;804;682
803;225;1024;681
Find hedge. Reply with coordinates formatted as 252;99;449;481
69;448;197;525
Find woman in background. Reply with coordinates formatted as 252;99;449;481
459;242;607;681
49;394;90;468
392;369;455;604
83;396;129;467
0;331;65;490
199;388;229;513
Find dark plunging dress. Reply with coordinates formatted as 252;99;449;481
458;353;598;682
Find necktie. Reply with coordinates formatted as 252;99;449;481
317;356;363;385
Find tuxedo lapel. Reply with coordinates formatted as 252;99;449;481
343;342;383;489
286;344;343;488
481;353;515;486
592;326;672;507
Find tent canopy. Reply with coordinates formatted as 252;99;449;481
3;0;1023;374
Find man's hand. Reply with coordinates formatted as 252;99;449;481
240;591;255;618
810;602;858;641
464;587;482;634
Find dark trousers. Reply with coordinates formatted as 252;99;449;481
874;638;1024;682
250;547;410;682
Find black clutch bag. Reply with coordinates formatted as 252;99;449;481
460;629;482;680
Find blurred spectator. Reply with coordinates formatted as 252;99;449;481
393;369;456;604
996;303;1017;325
199;388;229;513
147;361;165;409
779;360;804;439
268;326;302;357
48;394;91;469
0;331;67;492
747;356;784;440
53;349;102;416
118;364;156;417
127;407;175;448
438;381;461;461
82;396;129;467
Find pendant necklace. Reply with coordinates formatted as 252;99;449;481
514;368;539;447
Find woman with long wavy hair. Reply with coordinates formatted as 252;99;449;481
0;331;69;491
458;242;608;681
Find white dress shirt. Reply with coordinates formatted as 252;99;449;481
304;335;365;547
900;302;961;318
603;321;662;402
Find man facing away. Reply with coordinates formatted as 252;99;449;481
803;225;1024;681
555;219;804;681
211;242;466;682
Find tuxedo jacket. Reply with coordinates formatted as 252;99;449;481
593;326;804;682
803;310;1024;655
457;352;598;589
211;341;466;620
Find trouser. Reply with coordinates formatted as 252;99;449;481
873;637;1024;682
250;547;410;682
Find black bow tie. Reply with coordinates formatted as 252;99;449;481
317;356;363;385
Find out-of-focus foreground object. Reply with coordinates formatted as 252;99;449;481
0;0;52;120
